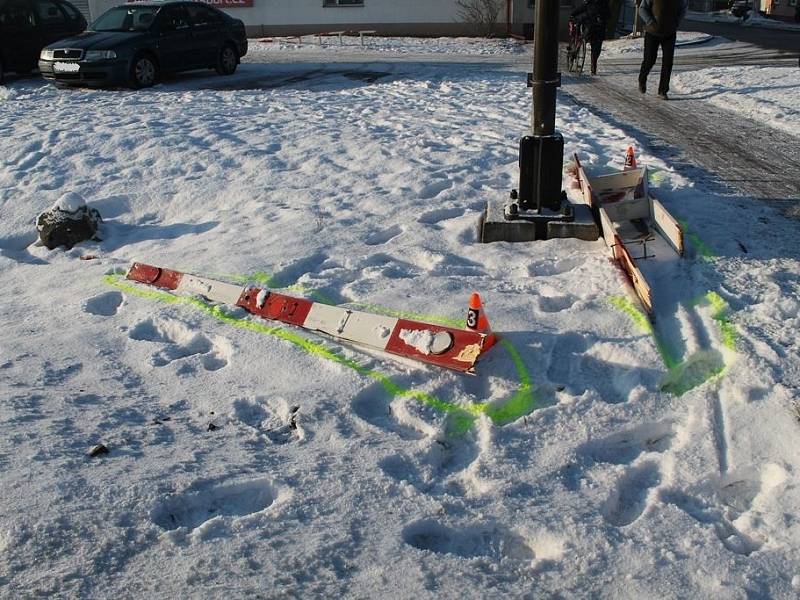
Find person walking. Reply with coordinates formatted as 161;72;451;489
571;0;611;76
637;0;687;100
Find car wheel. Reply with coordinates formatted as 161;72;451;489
130;54;158;89
215;44;238;76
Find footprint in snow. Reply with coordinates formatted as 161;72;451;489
417;179;453;200
562;420;675;494
528;256;585;277
364;224;403;246
537;293;578;313
660;488;764;556
128;317;231;371
417;207;464;225
151;478;280;532
579;420;676;465
232;396;303;443
602;461;662;527
403;519;534;562
83;291;124;316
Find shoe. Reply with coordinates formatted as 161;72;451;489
638;80;646;94
658;92;669;100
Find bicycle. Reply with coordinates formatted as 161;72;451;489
566;16;588;75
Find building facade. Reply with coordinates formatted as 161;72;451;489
85;0;577;38
762;0;798;21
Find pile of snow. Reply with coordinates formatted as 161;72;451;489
53;191;87;213
602;32;715;57
248;35;527;57
672;65;800;136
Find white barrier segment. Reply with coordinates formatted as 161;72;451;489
304;303;399;348
177;274;245;305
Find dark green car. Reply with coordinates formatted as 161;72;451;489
38;1;247;88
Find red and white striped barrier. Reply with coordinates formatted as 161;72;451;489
126;262;495;374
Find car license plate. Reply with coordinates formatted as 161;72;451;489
53;62;80;73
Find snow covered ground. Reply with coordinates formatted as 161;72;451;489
250;35;528;57
1;39;800;598
672;65;800;137
602;31;716;56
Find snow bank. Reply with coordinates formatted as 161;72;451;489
672;65;800;137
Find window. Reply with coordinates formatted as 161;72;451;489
57;0;83;22
186;4;223;27
158;5;190;31
34;0;67;24
323;0;364;6
92;6;158;32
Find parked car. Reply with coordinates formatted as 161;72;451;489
38;1;247;88
0;0;86;83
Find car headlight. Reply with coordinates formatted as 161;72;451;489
83;50;117;61
40;49;55;61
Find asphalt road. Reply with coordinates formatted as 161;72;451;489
560;35;800;217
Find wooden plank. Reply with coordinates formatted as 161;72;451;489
651;197;684;256
602;196;650;222
576;162;596;206
615;236;653;313
588;169;644;200
598;206;617;257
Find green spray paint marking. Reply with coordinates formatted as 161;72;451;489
609;295;679;370
106;273;536;433
648;168;670;187
481;339;535;426
693;291;737;351
678;219;716;260
609;293;735;396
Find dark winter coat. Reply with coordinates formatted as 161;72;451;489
571;0;610;42
639;0;687;37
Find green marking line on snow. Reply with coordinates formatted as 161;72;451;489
698;291;737;351
609;291;736;396
678;219;716;260
106;273;536;431
480;339;535;426
608;295;679;370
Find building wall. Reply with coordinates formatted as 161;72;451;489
765;0;798;19
86;0;573;39
89;0;473;26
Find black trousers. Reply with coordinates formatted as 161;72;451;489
590;39;603;71
639;32;677;95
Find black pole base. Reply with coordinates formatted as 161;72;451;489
480;193;599;243
518;133;564;212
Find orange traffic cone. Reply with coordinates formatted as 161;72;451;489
466;292;496;349
624;146;637;170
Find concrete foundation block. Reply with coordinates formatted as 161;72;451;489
480;200;599;243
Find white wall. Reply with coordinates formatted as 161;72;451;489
88;0;465;25
85;0;552;37
235;0;462;26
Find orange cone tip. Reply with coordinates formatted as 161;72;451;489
624;146;637;170
466;292;497;349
